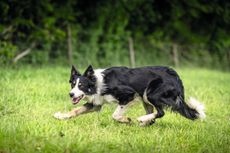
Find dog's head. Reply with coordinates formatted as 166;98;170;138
69;65;97;105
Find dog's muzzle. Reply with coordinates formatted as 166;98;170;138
71;94;84;105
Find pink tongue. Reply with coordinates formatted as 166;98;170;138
73;98;80;103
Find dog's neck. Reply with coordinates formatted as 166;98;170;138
94;69;105;95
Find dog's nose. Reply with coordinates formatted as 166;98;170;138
69;92;74;98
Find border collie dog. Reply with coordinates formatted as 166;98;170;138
54;65;205;126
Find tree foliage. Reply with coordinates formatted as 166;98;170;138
0;0;229;69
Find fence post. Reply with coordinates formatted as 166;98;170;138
172;43;179;67
129;37;136;68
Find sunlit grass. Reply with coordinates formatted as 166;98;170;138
0;66;230;153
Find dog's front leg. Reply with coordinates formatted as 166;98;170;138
112;105;131;123
54;103;101;120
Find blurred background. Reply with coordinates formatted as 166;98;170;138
0;0;230;70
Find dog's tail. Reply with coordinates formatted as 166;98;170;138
173;97;206;120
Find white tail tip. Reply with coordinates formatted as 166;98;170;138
188;97;206;120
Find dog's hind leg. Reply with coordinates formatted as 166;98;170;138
138;103;165;126
112;105;131;123
137;78;165;126
142;102;154;114
137;112;157;126
54;103;101;120
141;102;156;125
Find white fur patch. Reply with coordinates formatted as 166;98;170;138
85;94;104;105
137;113;157;126
143;89;154;106
94;94;104;105
188;97;206;119
94;69;105;94
137;113;156;122
70;78;84;97
104;95;118;103
112;105;128;120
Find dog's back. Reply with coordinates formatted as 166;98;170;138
102;66;183;98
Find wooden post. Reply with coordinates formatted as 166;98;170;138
128;37;136;68
67;23;73;65
172;43;179;67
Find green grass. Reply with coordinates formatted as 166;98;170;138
0;66;230;153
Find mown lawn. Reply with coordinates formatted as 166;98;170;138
0;66;230;153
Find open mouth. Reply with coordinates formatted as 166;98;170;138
72;95;84;105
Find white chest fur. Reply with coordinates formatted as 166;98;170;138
86;94;117;105
103;95;118;103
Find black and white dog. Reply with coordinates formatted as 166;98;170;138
54;65;205;126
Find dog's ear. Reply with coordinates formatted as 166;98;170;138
83;65;96;82
71;65;81;76
69;65;81;83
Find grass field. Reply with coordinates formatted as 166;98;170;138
0;66;230;153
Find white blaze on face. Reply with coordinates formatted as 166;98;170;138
70;78;84;98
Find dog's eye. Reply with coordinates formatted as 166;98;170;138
78;83;84;88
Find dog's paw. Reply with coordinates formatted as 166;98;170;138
137;116;155;126
53;112;70;120
113;116;132;124
139;120;155;126
137;119;154;126
120;117;132;124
